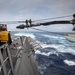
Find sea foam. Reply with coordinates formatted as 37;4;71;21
64;60;75;66
14;32;35;39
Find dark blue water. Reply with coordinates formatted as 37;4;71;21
11;31;75;75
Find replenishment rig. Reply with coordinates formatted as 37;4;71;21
0;14;75;75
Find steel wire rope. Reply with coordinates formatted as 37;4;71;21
30;27;53;33
32;14;72;22
0;14;72;24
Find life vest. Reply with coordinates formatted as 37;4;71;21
0;31;8;42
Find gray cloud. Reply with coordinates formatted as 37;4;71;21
0;0;75;32
0;0;75;19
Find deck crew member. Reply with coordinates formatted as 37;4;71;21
0;25;12;46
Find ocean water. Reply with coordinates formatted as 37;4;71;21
11;31;75;75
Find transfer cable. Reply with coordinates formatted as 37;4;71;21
0;14;72;24
30;27;53;33
32;14;72;22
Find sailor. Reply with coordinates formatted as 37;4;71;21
0;25;2;31
0;25;12;46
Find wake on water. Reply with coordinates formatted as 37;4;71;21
11;31;75;75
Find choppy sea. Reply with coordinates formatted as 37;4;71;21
11;31;75;75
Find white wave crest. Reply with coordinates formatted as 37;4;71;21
44;35;65;40
14;33;35;38
40;43;75;55
64;60;75;66
35;50;58;56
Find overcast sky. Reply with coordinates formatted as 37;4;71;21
0;0;75;32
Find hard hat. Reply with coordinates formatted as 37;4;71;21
2;25;7;30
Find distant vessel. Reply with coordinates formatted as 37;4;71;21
64;34;75;42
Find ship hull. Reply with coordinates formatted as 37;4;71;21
64;34;75;42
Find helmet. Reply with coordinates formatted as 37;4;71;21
2;25;7;30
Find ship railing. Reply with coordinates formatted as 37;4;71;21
11;36;41;75
0;43;14;75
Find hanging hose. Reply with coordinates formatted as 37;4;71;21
30;28;52;33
